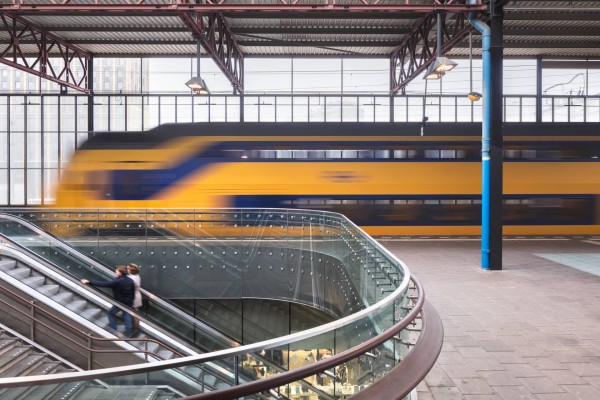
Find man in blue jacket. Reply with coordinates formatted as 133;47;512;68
81;265;135;338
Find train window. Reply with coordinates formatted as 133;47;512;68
522;150;536;159
309;199;326;205
326;199;342;205
342;200;358;204
259;150;276;158
393;150;408;159
504;199;521;205
276;150;292;158
473;199;482;204
374;200;390;205
358;150;374;159
375;150;390;158
441;199;456;204
456;199;472;204
393;200;408;204
425;150;440;159
308;150;326;159
293;150;309;158
342;150;358;158
440;150;456;159
326;150;343;159
504;149;520;158
407;200;423;205
424;199;440;204
456;150;467;158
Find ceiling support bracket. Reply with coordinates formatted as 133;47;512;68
390;0;485;94
0;12;90;93
180;11;244;94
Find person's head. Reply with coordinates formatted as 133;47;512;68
115;265;128;276
128;263;140;275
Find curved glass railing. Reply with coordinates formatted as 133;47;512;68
0;208;442;398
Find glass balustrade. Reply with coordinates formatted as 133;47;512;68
0;208;420;398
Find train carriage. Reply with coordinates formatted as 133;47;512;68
53;122;600;236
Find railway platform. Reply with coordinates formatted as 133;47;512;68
379;236;600;400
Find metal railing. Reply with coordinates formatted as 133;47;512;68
0;274;183;368
2;93;599;129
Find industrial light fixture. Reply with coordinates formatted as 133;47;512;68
468;91;482;102
186;36;210;95
424;12;457;80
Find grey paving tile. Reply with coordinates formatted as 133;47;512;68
493;385;540;400
437;351;468;365
541;369;587;385
527;357;568;371
430;386;465;400
468;357;506;372
463;395;502;400
491;352;528;365
535;394;579;400
441;363;481;380
425;365;455;387
502;364;546;378
476;340;512;352
560;384;600;400
565;362;600;377
453;378;495;395
478;370;521;386
457;346;490;358
518;377;566;394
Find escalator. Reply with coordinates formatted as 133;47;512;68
0;231;267;397
0;213;334;399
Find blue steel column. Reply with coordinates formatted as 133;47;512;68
468;0;503;270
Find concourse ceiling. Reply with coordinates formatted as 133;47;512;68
1;0;599;92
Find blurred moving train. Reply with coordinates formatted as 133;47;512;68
53;122;600;236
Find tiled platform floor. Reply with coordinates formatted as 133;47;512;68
379;237;600;400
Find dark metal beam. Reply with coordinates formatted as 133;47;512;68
453;40;600;49
237;40;398;47
180;12;244;94
504;12;600;20
7;38;598;50
0;3;489;13
0;13;90;93
233;27;412;35
223;12;425;19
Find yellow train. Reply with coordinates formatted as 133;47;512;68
53;122;600;236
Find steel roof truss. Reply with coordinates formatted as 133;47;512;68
391;10;472;94
180;12;244;94
0;13;89;93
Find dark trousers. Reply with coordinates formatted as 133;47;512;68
107;305;133;337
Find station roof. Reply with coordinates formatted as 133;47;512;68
2;0;599;93
1;0;599;59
